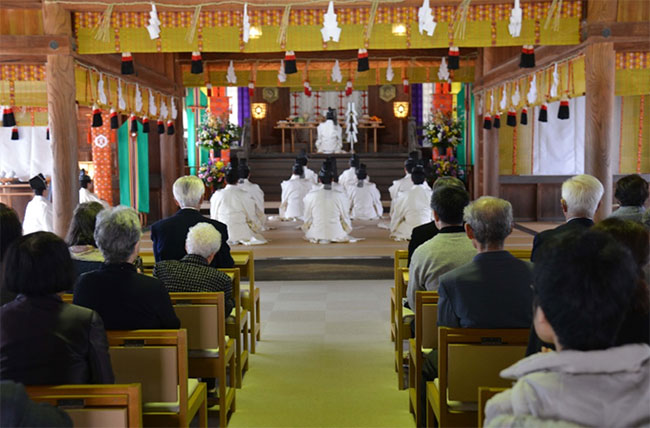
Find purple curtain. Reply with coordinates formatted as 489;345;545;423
237;87;250;127
411;83;423;136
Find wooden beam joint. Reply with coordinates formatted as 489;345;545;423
0;35;74;57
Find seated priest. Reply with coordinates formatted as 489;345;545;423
389;165;433;241
238;159;266;229
280;163;313;221
315;108;343;154
348;164;383;220
23;174;53;235
79;169;109;208
294;150;318;184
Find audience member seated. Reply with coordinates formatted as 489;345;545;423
610;174;649;222
485;230;650;427
531;174;603;262
407;176;466;266
154;223;235;317
1;380;72;427
66;202;105;278
151;175;234;268
407;185;475;310
420;196;534;409
389;165;433;241
594;218;650;346
74;207;180;330
1;232;114;385
0;203;22;305
279;163;313;221
348;164;383;221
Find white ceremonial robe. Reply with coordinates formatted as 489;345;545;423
302;186;353;243
348;180;383;220
238;178;266;227
79;188;110;208
315;120;343;153
289;167;318;185
390;183;433;241
210;184;267;245
23;195;54;234
388;173;415;217
338;167;371;196
279;175;313;220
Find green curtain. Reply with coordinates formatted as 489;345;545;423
186;88;209;175
469;83;475;165
118;121;150;213
456;84;467;165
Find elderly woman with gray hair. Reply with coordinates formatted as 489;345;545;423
73;206;180;330
154;222;234;317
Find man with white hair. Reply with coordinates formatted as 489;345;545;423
151;175;234;268
530;174;604;262
154;223;234;317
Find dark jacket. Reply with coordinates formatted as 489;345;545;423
0;294;114;385
150;208;234;269
1;381;72;427
408;221;439;267
73;263;180;330
437;251;534;328
154;254;235;317
530;217;594;262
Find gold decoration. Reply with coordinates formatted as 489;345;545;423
393;101;409;118
251;102;267;119
379;84;396;102
262;87;279;104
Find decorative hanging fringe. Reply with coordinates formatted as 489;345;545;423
248;82;255;97
284;51;297;74
206;83;213;98
506;109;517;127
520;108;528;125
483;114;492;129
46;127;50;140
91;105;103;127
130;114;138;134
277;5;291;47
520;45;535;68
167;120;175;135
10;127;18;140
543;0;562;32
303;80;312;97
142;117;150;133
357;49;369;72
558;98;570;119
94;4;114;43
452;0;472;40
190;52;203;74
493;113;501;128
403;78;410;94
364;0;380;43
448;47;460;70
110;108;119;129
3;107;16;127
539;103;548;122
185;5;202;44
121;53;134;75
345;80;353;96
157;119;165;134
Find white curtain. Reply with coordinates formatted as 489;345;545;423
290;90;363;120
0;126;52;181
533;97;585;175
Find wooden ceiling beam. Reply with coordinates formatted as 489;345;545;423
0;35;73;57
581;21;650;46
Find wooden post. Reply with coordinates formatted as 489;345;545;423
480;48;500;197
43;3;78;237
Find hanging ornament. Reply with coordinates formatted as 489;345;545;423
558;98;570;120
46;127;50;140
278;60;287;83
508;0;522;38
539;103;548;122
121;52;134;75
438;57;450;82
418;0;437;36
500;85;507;111
386;58;395;82
160;100;169;120
242;3;251;44
520;107;528;125
167;120;175;135
345;80;353;96
357;49;369;72
91;104;103;127
10;127;18;140
321;1;341;42
403;78;410;94
520;45;535;68
248;82;255;97
226;61;237;85
146;3;161;39
550;63;559;98
303;81;312;97
483;114;492;129
109;108;118;129
190;51;203;74
97;73;107;105
117;81;126;111
448;47;460;70
142;116;150;133
206;83;213;98
284;51;297;74
527;74;537;105
148;90;157;117
493;113;501;128
171;98;178;120
134;84;143;113
129;114;138;134
506;109;517;127
157;119;165;134
331;60;343;83
3;106;16;127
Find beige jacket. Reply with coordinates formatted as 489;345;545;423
485;344;650;428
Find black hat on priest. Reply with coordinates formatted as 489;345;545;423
326;156;338;178
292;163;304;176
411;165;426;185
405;157;418;174
326;108;337;125
349;153;360;168
318;164;333;185
356;163;368;180
29;174;47;192
225;158;239;185
79;169;92;185
238;158;250;178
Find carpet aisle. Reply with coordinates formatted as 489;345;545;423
227;279;413;427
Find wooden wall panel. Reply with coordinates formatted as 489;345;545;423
617;0;650;22
500;183;537;221
537;183;564;221
367;85;410;150
251;87;290;151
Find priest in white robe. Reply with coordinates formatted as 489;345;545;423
390;165;433;241
348;164;383;220
388;153;420;217
339;153;369;195
315;108;343;154
210;163;267;246
23;174;53;234
302;165;354;244
280;163;313;221
237;160;266;228
79;169;110;208
294;151;318;184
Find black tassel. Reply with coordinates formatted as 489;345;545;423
539;104;548;122
493;114;501;129
506;110;517;127
10;127;18;140
448;47;460;70
284;51;297;74
91;105;103;127
483;115;492;130
558;99;570;120
142;117;150;133
46;127;50;140
121;52;134;75
519;45;535;68
190;51;203;74
520;108;528;125
3;107;16;127
157;120;165;134
130;115;138;134
109;109;119;129
357;49;369;72
167;120;175;135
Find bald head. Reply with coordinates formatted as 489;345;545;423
463;196;513;250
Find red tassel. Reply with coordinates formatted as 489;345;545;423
403;79;410;94
493;113;501;129
483;114;492;130
520;108;528;125
109;108;119;129
248;82;255;97
357;48;369;72
142;116;150;133
10;127;18;140
345;80;353;96
167;120;175;135
2;107;16;127
121;52;134;75
448;46;460;70
284;51;297;74
130;114;138;134
506;110;517;127
46;127;50;140
519;45;535;68
91;105;103;127
558;99;570;120
539;104;548;122
190;51;203;74
157;120;165;134
206;83;213;98
304;81;312;97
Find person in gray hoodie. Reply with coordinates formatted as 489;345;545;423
485;229;650;428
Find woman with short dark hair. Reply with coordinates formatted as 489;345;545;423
66;202;105;277
0;203;22;305
611;174;649;222
0;232;114;385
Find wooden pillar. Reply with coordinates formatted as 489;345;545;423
43;3;78;236
480;48;500;197
473;50;485;198
160;132;177;218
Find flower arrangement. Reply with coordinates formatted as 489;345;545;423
197;113;242;151
432;156;465;180
423;111;463;148
197;158;227;189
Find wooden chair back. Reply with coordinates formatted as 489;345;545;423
26;384;142;428
169;292;225;352
394;266;410;389
220;267;249;388
417;292;439;350
507;249;532;261
478;387;508;427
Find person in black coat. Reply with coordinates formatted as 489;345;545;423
151;175;234;269
74;207;180;330
1;232;114;386
1;381;72;427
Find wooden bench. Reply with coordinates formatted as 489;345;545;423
220;268;249;388
394;266;411;390
232;250;261;354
